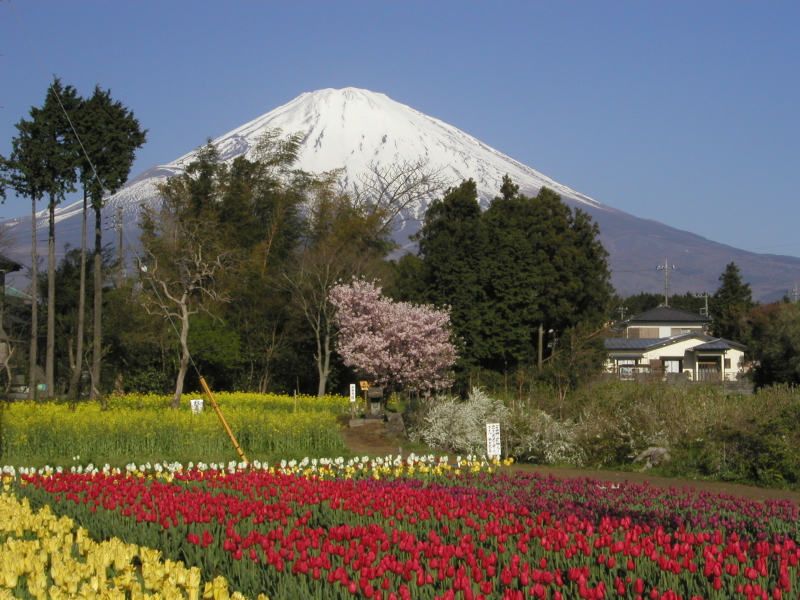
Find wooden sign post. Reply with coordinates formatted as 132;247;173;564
359;381;370;412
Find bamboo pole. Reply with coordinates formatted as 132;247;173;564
199;375;249;464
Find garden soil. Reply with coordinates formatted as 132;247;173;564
341;420;800;505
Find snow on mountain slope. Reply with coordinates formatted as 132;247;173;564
205;87;604;211
2;87;608;267
3;87;800;300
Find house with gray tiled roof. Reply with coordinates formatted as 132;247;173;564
605;306;747;382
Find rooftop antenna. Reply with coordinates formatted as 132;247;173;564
657;259;677;306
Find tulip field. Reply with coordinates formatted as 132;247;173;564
3;455;800;600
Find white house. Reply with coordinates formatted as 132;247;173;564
605;306;747;382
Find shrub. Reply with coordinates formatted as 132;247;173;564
412;387;510;455
511;409;584;465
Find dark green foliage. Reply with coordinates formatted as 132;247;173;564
76;85;147;207
709;262;754;341
403;176;612;381
412;179;487;370
752;302;800;388
666;413;800;488
4;80;79;205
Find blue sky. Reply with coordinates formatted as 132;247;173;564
2;1;799;259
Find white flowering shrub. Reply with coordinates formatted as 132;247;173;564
513;410;585;466
413;387;510;455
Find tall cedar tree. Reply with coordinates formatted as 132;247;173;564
5;80;81;398
412;179;487;371
710;262;754;342
78;86;146;404
406;176;612;375
481;178;612;371
40;82;81;397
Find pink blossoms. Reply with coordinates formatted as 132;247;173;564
329;279;458;391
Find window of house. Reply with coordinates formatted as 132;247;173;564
724;358;731;369
617;359;637;380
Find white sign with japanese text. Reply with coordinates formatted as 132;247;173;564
486;423;501;458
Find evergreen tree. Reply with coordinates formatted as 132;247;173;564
4;80;81;397
77;86;146;402
412;179;487;371
41;81;81;397
753;302;800;388
408;175;612;377
480;179;612;371
710;262;754;341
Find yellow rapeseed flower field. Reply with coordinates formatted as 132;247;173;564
1;393;349;462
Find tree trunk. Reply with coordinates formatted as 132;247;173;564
68;192;87;398
29;196;38;401
91;203;104;407
316;323;331;397
45;195;56;397
172;298;190;409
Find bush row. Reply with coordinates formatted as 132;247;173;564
411;382;800;489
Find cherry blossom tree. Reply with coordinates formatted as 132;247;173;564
329;279;457;391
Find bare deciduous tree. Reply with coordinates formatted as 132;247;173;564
352;158;451;235
138;209;235;409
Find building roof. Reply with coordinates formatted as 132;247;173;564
606;333;747;353
691;339;747;351
4;285;31;301
606;338;664;350
627;305;710;324
0;254;23;274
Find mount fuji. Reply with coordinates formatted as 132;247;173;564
3;87;799;300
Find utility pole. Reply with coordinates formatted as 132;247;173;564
617;306;628;321
116;205;124;287
789;283;800;303
656;259;677;306
537;323;544;369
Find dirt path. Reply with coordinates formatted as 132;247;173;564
341;420;800;504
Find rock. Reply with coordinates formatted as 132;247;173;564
384;413;407;438
634;447;671;470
